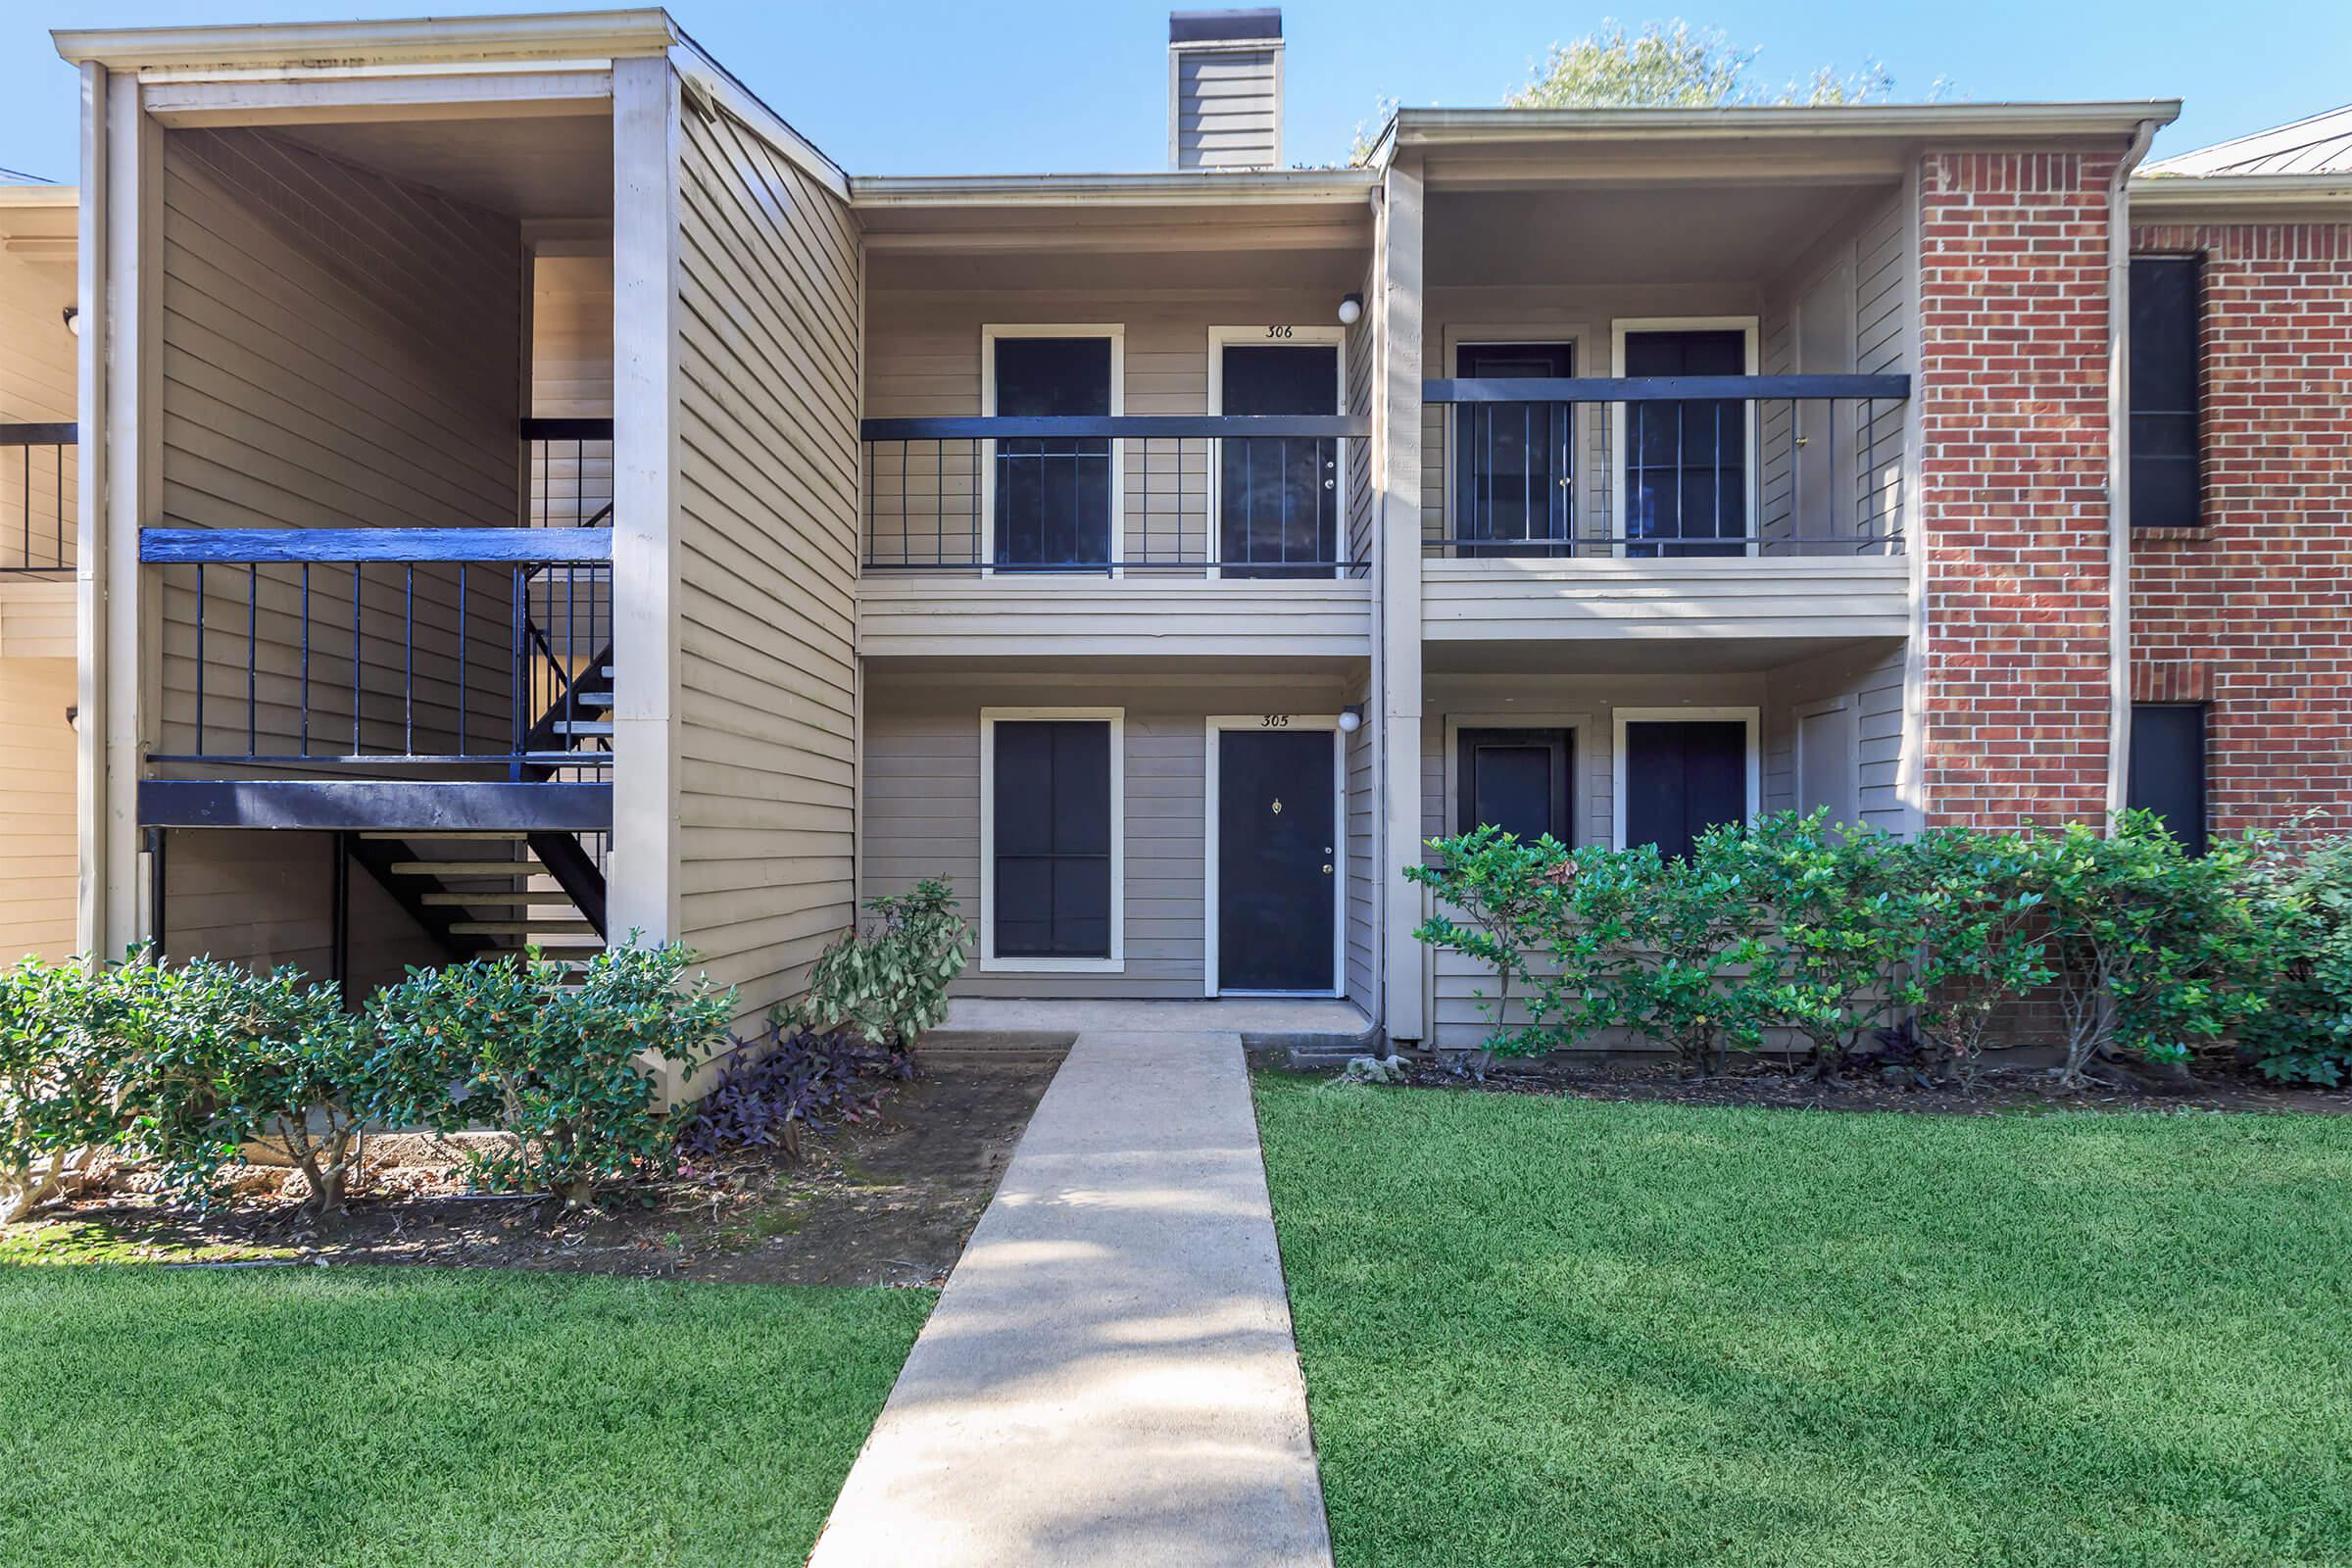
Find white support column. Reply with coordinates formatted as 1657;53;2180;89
85;68;158;961
1378;156;1426;1043
606;54;681;947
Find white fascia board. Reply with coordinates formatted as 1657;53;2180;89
849;170;1379;209
2130;172;2352;217
1396;101;2182;146
54;9;679;73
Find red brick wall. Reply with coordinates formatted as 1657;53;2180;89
2129;219;2352;837
1919;150;2122;830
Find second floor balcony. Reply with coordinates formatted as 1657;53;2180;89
1419;373;1914;652
858;412;1375;662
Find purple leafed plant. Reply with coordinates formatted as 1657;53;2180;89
677;1022;913;1159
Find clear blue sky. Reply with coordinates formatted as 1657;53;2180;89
2;0;2346;185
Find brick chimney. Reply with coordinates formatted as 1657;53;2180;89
1168;9;1283;171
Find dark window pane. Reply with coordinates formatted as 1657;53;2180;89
2129;257;2202;531
1453;344;1572;557
994;336;1112;567
993;718;1113;957
1622;330;1748;558
1623;719;1746;861
2128;704;2208;856
1457;728;1571;843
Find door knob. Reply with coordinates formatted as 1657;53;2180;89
1322;863;1333;874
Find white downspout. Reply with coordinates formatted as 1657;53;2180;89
2104;118;2159;823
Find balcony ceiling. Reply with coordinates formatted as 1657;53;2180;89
1429;181;1892;286
274;115;613;221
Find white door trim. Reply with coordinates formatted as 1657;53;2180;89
1608;316;1762;560
1609;705;1763;851
979;323;1125;578
1202;712;1346;999
978;705;1126;975
1205;323;1347;580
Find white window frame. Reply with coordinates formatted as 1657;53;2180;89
1608;317;1761;560
1790;695;1861;830
1440;325;1589;552
1202;712;1347;999
979;324;1125;578
1610;706;1763;851
1205;324;1348;580
979;705;1126;975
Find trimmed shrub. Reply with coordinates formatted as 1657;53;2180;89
367;941;734;1210
2240;836;2352;1086
0;958;111;1223
801;878;970;1054
1903;827;2053;1082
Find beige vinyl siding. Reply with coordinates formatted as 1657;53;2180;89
859;575;1369;660
1420;555;1912;642
0;229;78;571
159;827;445;987
152;128;522;768
0;581;73;659
0;658;75;961
670;106;862;1020
863;672;1354;1000
1344;256;1376;564
1171;47;1281;171
1763;637;1916;836
529;251;613;527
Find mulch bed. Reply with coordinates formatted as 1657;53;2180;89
1335;1057;2352;1117
1;1048;1065;1287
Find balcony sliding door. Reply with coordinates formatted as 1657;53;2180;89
1620;327;1750;559
1215;338;1343;577
990;331;1114;571
1452;343;1573;557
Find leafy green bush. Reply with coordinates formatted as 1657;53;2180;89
2239;836;2352;1085
0;958;111;1223
2013;811;2270;1086
801;878;971;1054
1410;825;1782;1075
368;942;734;1209
1902;827;2053;1081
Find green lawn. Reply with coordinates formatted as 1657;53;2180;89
1255;1074;2352;1568
0;1265;928;1566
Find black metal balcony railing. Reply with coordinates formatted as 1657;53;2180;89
1423;375;1910;560
524;416;613;530
861;414;1371;576
1;421;75;575
139;526;612;774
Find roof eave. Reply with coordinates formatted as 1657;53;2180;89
849;170;1380;210
2130;172;2352;216
53;9;679;73
1394;101;2181;147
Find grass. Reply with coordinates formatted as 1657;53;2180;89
1254;1074;2352;1568
0;1264;929;1566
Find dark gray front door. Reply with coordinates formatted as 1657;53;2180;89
1219;343;1340;576
1217;728;1336;992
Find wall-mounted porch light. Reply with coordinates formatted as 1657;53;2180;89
1336;292;1362;326
62;305;78;337
1338;704;1365;734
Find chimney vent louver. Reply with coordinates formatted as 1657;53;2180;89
1168;9;1283;172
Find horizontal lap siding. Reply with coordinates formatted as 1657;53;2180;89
864;674;1353;999
1344;667;1375;1011
0;658;74;960
1173;49;1279;170
530;253;613;527
160;828;446;989
156;129;520;766
1763;638;1917;835
672;112;862;1019
1419;559;1912;640
858;577;1371;659
0;240;78;571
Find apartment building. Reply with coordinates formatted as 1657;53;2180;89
36;8;2352;1054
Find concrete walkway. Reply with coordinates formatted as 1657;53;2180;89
806;1026;1334;1568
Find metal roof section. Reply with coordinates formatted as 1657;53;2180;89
1169;9;1282;43
2144;104;2352;176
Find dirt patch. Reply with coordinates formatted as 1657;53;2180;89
0;1048;1066;1287
1270;1054;2352;1117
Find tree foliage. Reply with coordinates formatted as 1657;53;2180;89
1505;20;1897;111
